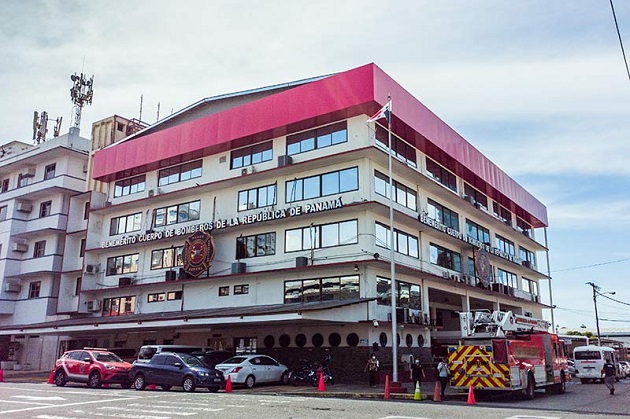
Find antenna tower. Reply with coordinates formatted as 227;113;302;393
70;72;94;128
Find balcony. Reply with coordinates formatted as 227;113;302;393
19;255;63;277
0;300;16;315
11;214;68;239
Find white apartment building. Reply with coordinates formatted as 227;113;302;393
0;64;552;381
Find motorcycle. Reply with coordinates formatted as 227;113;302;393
289;359;317;386
309;354;334;387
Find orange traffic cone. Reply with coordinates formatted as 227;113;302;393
317;368;325;392
384;375;390;399
47;370;55;385
225;375;232;393
467;385;476;405
433;381;441;402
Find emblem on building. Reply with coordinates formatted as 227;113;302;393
475;248;491;287
182;230;215;277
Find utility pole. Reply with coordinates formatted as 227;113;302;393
586;282;616;346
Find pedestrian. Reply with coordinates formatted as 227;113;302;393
437;357;449;400
602;357;616;395
364;354;379;387
410;358;426;390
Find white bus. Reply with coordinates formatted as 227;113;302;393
573;345;618;383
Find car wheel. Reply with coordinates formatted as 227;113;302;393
120;382;133;389
161;385;172;391
87;371;102;389
133;374;146;390
245;374;256;389
182;375;196;392
580;378;587;384
54;370;67;387
522;373;535;400
280;371;289;385
208;386;220;393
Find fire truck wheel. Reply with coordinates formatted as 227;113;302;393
522;374;535;400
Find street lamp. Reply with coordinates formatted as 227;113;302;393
586;282;616;346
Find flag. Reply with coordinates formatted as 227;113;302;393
367;100;391;123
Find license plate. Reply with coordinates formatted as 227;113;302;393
213;378;222;382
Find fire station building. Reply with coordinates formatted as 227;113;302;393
0;63;551;381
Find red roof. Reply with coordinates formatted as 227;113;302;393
92;63;547;227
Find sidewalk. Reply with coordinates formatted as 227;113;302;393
0;369;465;401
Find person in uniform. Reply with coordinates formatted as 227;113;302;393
602;357;617;395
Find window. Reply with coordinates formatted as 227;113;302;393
151;246;183;270
29;281;41;299
375;125;417;167
493;202;512;225
425;158;457;192
464;183;488;210
114;175;146;197
154;200;200;227
1;178;8;193
167;291;182;300
236;233;276;259
33;241;46;258
519;247;536;270
39;201;52;217
375;222;419;258
102;296;136;316
79;239;86;257
44;163;56;180
376;277;421;309
0;205;7;221
148;293;166;303
234;284;249;295
286;167;358;203
287;122;347;156
427;199;459;231
84;201;90;220
374;171;417;211
110;213;142;235
495;235;515;256
231;141;272;169
17;173;28;188
497;268;518;288
238;184;277;211
523;277;538;296
74;277;81;296
116;122;125;132
466;219;490;244
430;243;462;271
284;275;360;303
219;286;229;296
106;253;140;276
158;160;202;186
516;218;532;237
285;219;358;252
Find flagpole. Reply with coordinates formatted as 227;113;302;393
386;97;398;383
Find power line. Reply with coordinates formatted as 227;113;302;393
552;256;630;272
609;0;630;82
597;290;630;307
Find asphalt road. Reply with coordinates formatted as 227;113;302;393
0;378;627;418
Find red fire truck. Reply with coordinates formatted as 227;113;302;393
447;310;570;399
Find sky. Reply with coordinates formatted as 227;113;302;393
1;1;629;332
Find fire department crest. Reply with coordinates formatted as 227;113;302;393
182;230;215;277
475;248;491;287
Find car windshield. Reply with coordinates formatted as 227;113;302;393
179;353;205;367
94;353;124;363
222;356;248;364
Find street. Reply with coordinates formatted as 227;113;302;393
0;378;627;418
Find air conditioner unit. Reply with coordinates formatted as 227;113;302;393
491;283;505;294
295;256;308;267
522;260;532;269
84;264;100;274
148;189;155;197
12;242;28;252
231;262;246;274
16;201;32;213
103;201;112;207
118;277;134;286
178;268;190;280
23;166;36;178
165;270;177;281
241;168;248;176
3;283;21;293
86;300;102;312
278;155;293;167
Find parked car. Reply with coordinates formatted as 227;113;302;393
191;350;233;368
618;361;630;379
215;354;289;388
135;345;208;363
53;347;133;389
129;352;224;392
567;359;576;377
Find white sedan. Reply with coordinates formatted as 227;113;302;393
215;354;289;388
